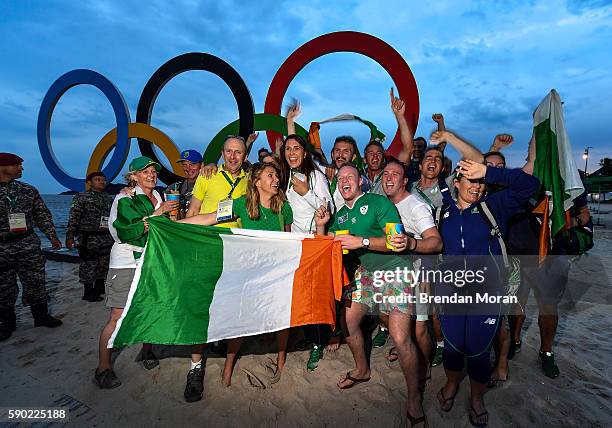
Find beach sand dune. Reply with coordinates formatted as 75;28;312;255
1;221;611;427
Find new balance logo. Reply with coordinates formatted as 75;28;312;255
483;318;496;325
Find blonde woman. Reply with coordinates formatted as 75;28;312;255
181;162;293;386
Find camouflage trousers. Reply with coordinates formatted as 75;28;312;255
78;254;110;284
0;233;47;310
76;232;112;284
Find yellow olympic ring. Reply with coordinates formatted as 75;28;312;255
87;123;184;188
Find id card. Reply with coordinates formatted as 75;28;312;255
9;212;27;232
216;198;233;222
100;216;109;229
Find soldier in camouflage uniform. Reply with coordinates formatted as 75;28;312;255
0;153;63;341
66;172;114;302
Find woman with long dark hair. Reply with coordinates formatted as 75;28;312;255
180;162;293;386
279;134;332;234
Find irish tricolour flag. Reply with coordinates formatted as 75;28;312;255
533;89;585;247
109;217;343;347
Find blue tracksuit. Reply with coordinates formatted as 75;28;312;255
438;167;539;384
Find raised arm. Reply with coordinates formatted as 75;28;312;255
431;113;448;153
285;100;300;136
522;133;536;175
488;133;514;153
246;132;259;155
391;88;414;164
430;130;484;163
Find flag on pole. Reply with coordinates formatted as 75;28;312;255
532;89;584;259
109;217;344;348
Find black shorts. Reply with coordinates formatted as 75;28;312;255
519;255;570;306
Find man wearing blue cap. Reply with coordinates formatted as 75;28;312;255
165;149;203;219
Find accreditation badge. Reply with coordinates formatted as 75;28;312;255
99;216;109;229
216;198;233;222
9;212;27;232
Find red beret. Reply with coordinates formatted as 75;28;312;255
0;153;23;166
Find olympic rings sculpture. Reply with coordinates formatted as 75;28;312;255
37;31;419;192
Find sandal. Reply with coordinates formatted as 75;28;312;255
94;368;121;389
264;357;282;384
242;368;266;389
469;406;488;427
436;386;458;412
487;368;509;388
406;409;427;427
387;347;398;363
337;371;371;390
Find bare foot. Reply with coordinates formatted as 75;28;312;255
221;366;232;386
326;336;341;352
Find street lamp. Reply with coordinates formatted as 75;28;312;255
583;146;592;176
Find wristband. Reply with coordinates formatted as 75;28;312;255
409;237;417;251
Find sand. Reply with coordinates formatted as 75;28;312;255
1;212;611;427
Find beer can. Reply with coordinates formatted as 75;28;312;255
385;223;405;250
335;229;350;254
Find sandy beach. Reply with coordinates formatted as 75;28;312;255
1;211;611;427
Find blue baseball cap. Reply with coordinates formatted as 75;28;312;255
176;149;203;164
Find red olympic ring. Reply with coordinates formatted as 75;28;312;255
264;31;419;157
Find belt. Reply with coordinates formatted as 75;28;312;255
0;229;34;243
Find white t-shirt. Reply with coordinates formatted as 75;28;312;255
394;193;436;239
286;169;333;234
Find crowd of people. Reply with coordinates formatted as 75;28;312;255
0;89;594;427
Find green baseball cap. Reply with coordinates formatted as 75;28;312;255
128;156;161;172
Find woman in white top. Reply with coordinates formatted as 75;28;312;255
279;134;336;370
279;134;333;233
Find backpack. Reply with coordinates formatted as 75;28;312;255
434;198;520;310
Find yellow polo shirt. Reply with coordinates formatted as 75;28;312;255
191;165;248;228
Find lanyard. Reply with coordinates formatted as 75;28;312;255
221;170;242;199
371;171;383;186
330;176;337;194
4;182;18;209
414;184;436;210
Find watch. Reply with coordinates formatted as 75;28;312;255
362;238;370;249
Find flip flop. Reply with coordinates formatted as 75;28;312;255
337;371;371;390
241;368;266;389
437;386;458;412
264;357;282;384
469;406;488;427
387;347;398;363
487;368;509;388
406;409;427;428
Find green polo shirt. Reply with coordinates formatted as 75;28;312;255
329;192;408;271
233;196;293;231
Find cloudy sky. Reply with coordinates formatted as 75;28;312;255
1;0;611;193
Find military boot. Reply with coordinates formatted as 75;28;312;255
30;303;62;328
83;283;103;302
0;308;17;341
94;278;106;297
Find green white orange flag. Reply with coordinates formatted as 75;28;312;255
109;217;344;347
533;89;584;254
